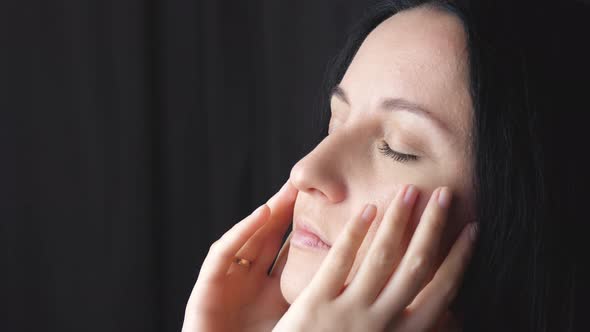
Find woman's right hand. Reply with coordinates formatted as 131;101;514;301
181;179;298;332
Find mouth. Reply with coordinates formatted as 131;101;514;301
291;217;332;251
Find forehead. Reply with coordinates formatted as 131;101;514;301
339;6;472;137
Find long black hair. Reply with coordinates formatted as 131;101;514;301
313;0;590;331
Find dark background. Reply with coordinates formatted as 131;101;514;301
4;1;374;331
3;1;589;331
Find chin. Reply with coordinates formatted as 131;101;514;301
279;245;327;304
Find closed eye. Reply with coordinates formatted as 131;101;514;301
378;140;418;163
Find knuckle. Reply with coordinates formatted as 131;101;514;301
370;247;397;268
405;254;429;278
430;215;446;234
426;209;447;234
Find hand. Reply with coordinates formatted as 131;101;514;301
182;179;298;332
272;185;477;332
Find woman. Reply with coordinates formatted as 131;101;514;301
183;0;587;331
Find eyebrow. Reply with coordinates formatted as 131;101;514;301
330;85;452;134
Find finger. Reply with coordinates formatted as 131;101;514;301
303;203;377;300
401;222;477;331
264;179;298;245
198;204;271;283
373;187;452;317
233;179;297;274
344;184;419;305
267;178;298;210
269;231;292;277
248;219;292;276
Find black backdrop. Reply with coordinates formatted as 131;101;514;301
4;1;377;331
4;1;590;332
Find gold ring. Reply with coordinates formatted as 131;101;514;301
234;257;252;268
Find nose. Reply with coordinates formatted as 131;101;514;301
290;132;350;203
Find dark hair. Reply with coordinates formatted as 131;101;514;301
314;0;590;331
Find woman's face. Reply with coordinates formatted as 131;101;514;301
280;7;475;304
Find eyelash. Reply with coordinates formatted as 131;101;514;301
378;140;418;163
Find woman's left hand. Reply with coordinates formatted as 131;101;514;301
272;185;477;332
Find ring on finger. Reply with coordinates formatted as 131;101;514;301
233;256;253;268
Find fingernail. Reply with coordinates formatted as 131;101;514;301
252;204;266;217
279;180;289;193
361;204;376;223
268;179;291;205
403;185;418;205
468;222;478;241
272;182;288;200
437;187;451;208
284;180;298;200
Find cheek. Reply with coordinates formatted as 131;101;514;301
280;246;327;304
342;200;416;286
341;223;381;285
342;188;438;283
280;186;474;304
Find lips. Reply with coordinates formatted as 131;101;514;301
291;218;331;251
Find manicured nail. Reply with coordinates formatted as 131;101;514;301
403;185;418;205
361;204;376;223
437;187;451;208
468;222;478;241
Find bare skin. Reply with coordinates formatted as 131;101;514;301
281;5;475;311
182;180;476;331
183;5;477;332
